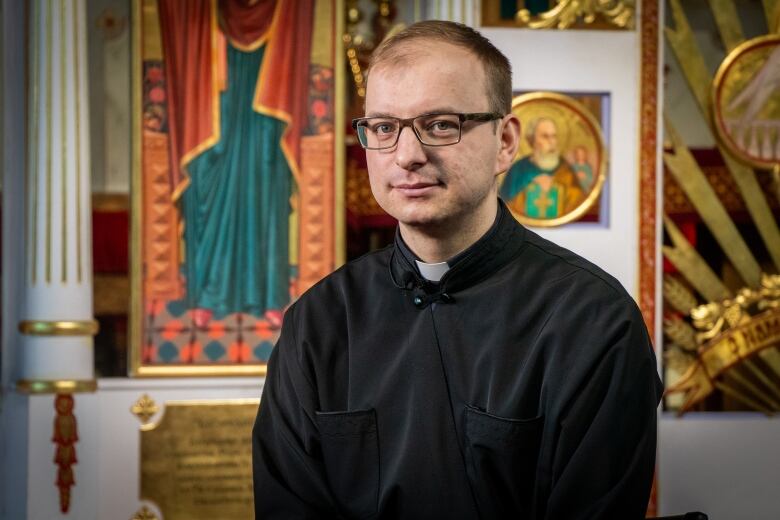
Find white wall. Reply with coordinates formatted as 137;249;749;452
658;413;780;519
482;27;641;299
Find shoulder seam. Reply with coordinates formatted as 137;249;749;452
524;238;628;300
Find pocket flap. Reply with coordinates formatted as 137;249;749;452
464;406;544;517
465;405;543;444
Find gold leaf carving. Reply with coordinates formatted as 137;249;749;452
663;318;698;352
664;346;697;373
663;276;699;315
131;505;159;520
516;0;635;30
131;394;159;425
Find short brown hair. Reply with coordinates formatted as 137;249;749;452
367;21;512;115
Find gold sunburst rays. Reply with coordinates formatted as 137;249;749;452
666;0;780;273
663;120;762;289
707;0;745;53
663;0;780;414
763;0;780;33
662;215;732;303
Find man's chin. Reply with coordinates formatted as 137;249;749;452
390;207;444;230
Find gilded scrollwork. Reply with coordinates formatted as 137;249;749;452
515;0;635;30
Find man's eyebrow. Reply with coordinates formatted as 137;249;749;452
364;107;465;118
364;111;398;118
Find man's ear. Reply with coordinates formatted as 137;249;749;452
496;114;521;176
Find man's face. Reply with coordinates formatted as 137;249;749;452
363;42;509;230
532;119;559;156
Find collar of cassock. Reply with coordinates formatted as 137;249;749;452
390;199;527;307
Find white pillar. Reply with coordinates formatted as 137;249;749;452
421;0;477;25
19;0;96;388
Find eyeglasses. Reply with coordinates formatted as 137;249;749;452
351;112;504;150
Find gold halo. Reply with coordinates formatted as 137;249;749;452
502;92;608;228
712;34;780;170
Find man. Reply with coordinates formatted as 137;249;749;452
253;20;662;519
500;117;586;219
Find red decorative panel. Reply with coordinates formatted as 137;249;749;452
142;129;183;302
639;0;660;344
298;133;336;295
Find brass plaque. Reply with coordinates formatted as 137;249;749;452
140;399;259;519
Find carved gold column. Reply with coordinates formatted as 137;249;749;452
19;0;96;392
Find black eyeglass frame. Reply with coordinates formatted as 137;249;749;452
351;112;504;150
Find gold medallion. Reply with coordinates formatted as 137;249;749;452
500;92;608;228
712;34;780;170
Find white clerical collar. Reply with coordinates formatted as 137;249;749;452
415;260;450;282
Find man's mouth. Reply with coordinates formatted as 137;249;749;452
393;182;441;197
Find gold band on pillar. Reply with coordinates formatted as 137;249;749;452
18;319;99;336
16;379;97;394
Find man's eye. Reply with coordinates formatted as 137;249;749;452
428;120;458;132
370;122;397;134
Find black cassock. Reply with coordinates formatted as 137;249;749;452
253;201;663;519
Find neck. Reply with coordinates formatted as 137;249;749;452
399;198;498;263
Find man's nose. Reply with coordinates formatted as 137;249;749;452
394;126;427;170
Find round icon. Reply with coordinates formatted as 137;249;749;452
500;92;607;227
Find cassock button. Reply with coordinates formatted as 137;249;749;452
413;296;424;307
440;293;453;303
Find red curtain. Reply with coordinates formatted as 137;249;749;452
157;0;314;194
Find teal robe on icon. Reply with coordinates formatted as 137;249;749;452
500;156;585;219
181;44;293;317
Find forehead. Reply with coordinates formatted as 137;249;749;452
365;41;488;116
536;119;557;133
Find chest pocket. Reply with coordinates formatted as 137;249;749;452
315;409;379;520
464;405;544;518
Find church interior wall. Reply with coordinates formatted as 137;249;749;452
2;1;780;518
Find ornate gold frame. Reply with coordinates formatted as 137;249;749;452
505;91;608;228
128;0;345;377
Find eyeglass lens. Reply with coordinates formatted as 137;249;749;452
357;114;462;149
